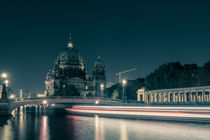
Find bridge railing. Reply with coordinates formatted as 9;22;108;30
12;96;121;102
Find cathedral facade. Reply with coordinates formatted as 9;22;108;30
45;36;106;97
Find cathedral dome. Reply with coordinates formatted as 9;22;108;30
53;35;87;80
56;47;84;66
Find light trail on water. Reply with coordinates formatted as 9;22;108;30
66;106;210;123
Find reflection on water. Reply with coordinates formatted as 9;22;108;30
40;116;49;140
0;116;14;140
0;107;210;140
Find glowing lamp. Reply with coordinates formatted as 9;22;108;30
1;73;7;78
42;100;47;105
122;79;127;85
9;94;15;99
4;80;9;84
100;84;104;90
95;100;100;105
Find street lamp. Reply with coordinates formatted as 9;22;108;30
1;73;8;100
4;80;9;86
100;84;104;97
122;79;127;85
1;73;7;79
122;79;127;102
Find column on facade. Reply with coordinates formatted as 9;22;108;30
173;93;175;103
199;92;202;102
153;93;156;103
153;93;157;103
209;91;210;102
167;92;170;103
178;92;180;103
189;92;192;102
144;93;147;103
184;92;187;103
158;93;161;103
151;93;154;103
156;93;160;103
149;93;154;103
194;92;196;102
208;91;210;102
152;93;156;103
144;92;147;103
201;91;204;103
162;93;165;103
179;92;182;103
158;93;162;103
159;93;162;103
195;91;198;103
203;91;206;102
162;93;164;103
154;93;156;103
173;92;175;103
160;93;163;103
180;92;184;103
182;92;184;103
163;92;167;103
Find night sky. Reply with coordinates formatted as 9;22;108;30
1;0;210;94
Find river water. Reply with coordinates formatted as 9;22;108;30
0;106;210;140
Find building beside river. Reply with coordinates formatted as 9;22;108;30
0;84;2;99
45;35;106;97
137;86;210;104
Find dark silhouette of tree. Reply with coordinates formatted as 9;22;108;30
145;62;201;90
145;62;183;89
198;61;210;86
178;64;200;87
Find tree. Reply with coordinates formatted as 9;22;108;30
145;62;183;89
111;90;119;99
198;61;210;86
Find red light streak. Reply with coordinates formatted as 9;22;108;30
65;106;210;122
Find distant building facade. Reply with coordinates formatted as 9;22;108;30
45;35;106;97
137;86;210;104
0;84;2;99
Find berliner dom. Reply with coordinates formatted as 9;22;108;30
45;35;106;96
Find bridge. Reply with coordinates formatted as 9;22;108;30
1;96;210;122
0;97;121;116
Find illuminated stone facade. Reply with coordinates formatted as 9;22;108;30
45;36;106;96
137;86;210;104
0;84;2;99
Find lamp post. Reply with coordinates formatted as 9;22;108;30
1;73;8;100
100;84;104;97
122;79;127;102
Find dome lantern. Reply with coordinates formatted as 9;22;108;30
68;33;73;48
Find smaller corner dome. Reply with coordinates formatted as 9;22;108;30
55;47;84;65
94;56;105;67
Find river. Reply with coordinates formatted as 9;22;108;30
0;106;210;140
